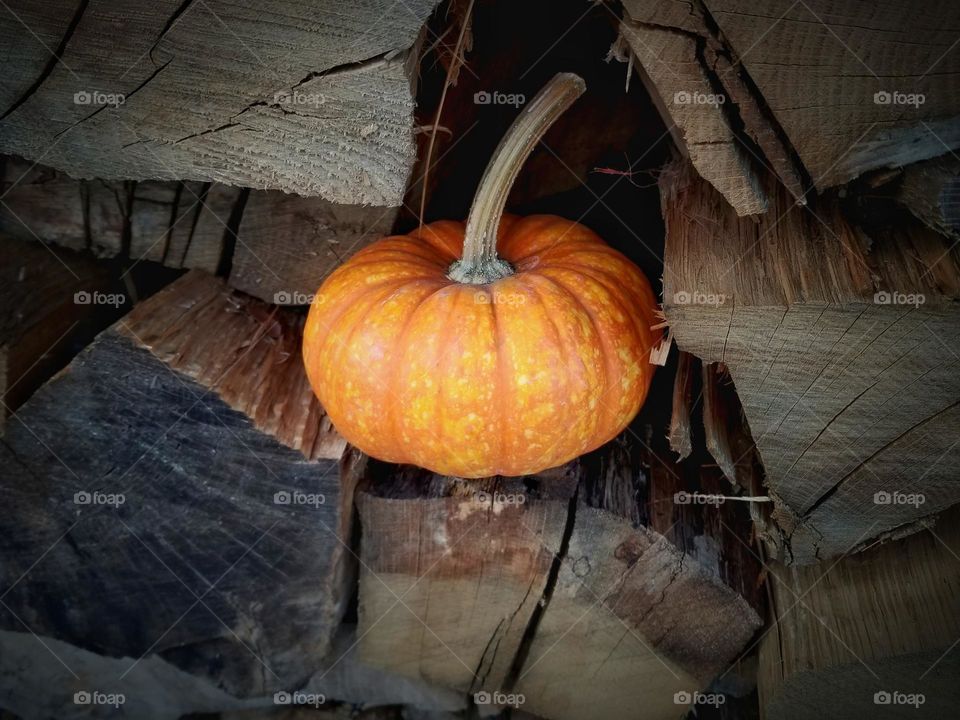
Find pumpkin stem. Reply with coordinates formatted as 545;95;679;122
448;72;586;284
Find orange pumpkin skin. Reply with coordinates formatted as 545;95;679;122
302;214;658;478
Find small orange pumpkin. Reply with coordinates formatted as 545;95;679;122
303;74;658;478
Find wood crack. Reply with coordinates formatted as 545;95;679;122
0;0;89;122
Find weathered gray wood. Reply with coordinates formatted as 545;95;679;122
0;271;354;702
621;0;960;205
231;190;399;305
1;156;398;303
0;0;438;204
661;157;960;564
619;18;768;216
704;0;960;190
758;508;960;720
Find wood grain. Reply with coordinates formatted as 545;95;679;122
0;270;353;698
758;508;960;719
0;0;438;204
661;157;960;563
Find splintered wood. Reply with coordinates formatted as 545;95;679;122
117;271;345;460
0;0;439;204
660;157;960;564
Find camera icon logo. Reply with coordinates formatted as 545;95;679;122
274;491;291;505
474;91;491;104
674;690;692;704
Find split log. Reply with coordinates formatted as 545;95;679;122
621;0;960;204
0;271;352;709
0;0;439;204
0;234;114;428
231;190;399;305
895;153;960;240
0;157;394;303
758;507;960;719
355;425;763;720
513;427;763;720
668;349;698;460
354;462;579;698
660;156;960;563
619;18;768;216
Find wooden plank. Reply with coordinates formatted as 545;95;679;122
758;508;960;719
0;0;438;204
660;156;960;563
0;271;352;700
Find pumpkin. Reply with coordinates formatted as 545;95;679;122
303;74;658;478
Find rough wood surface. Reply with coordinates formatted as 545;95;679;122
668;349;698;460
661;157;960;563
0;0;438;204
355;462;578;700
705;0;960;190
117;270;346;459
895;153;960;240
514;427;763;720
1;157;396;303
758;508;960;719
355;424;763;720
619;18;768;216
0;270;354;702
231;190;399;305
0;234;113;427
621;0;960;201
